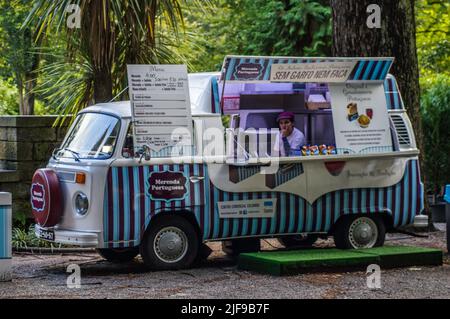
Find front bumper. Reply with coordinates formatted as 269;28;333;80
35;224;99;247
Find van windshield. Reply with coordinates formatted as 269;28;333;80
56;113;120;160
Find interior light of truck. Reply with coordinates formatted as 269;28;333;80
74;192;89;216
75;172;86;184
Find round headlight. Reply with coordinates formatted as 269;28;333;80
75;192;89;216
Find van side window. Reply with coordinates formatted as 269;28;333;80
122;123;134;158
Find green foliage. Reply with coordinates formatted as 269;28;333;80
0;0;60;115
184;0;332;72
11;224;62;249
420;75;450;193
0;79;47;115
23;0;209;119
416;0;450;85
12;211;27;229
0;0;34;83
416;1;449;193
0;79;19;114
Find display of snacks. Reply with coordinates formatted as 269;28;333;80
310;145;319;155
298;144;337;156
327;145;337;155
301;145;311;156
318;144;327;155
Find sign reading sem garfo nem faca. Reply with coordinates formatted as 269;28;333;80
270;61;357;83
127;64;193;154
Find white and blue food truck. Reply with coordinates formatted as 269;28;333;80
31;56;424;270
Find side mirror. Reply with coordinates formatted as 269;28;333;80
138;145;151;163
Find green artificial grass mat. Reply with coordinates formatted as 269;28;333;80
238;248;378;276
353;245;443;268
238;245;443;276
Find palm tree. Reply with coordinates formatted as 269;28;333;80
24;0;206;116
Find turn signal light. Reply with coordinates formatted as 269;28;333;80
75;172;86;184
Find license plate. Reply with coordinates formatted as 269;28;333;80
37;228;55;241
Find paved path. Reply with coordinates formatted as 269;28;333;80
0;227;448;299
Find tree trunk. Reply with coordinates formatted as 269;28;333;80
17;76;25;115
82;0;114;103
93;68;113;103
23;73;36;115
331;0;430;224
21;28;43;115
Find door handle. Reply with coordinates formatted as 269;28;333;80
190;176;204;183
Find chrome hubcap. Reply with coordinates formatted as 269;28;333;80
154;227;188;263
348;217;378;248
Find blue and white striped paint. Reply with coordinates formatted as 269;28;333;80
221;56;393;82
384;74;404;110
0;192;12;282
103;160;423;248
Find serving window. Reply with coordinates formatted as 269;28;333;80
223;82;338;159
221;77;396;160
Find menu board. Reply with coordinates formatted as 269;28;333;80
127;65;192;154
329;83;393;154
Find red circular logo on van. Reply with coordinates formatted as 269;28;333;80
31;183;46;212
31;169;62;227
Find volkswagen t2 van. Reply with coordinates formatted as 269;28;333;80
31;56;425;270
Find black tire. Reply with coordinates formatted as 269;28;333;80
334;215;386;249
97;247;139;262
140;215;199;270
221;238;261;256
277;234;319;248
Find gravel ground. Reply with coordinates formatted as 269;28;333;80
0;225;449;299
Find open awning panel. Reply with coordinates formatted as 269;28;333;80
220;56;394;83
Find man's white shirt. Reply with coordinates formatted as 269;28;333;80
275;127;305;156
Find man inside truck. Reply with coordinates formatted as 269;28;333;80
275;111;305;156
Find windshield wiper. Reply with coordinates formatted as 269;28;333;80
52;147;80;162
65;148;81;162
53;148;81;162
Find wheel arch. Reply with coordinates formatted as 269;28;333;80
328;210;394;235
141;209;202;243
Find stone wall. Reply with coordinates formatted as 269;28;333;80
0;116;69;223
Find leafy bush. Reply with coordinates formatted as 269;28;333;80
184;0;332;72
421;75;450;194
11;224;62;249
0;79;19;115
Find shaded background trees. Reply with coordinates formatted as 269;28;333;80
185;0;332;71
0;0;448;197
0;0;42;115
416;0;450;196
331;0;423;161
23;0;206;117
330;0;450;212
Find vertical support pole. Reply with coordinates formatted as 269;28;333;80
0;192;12;282
446;202;450;255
